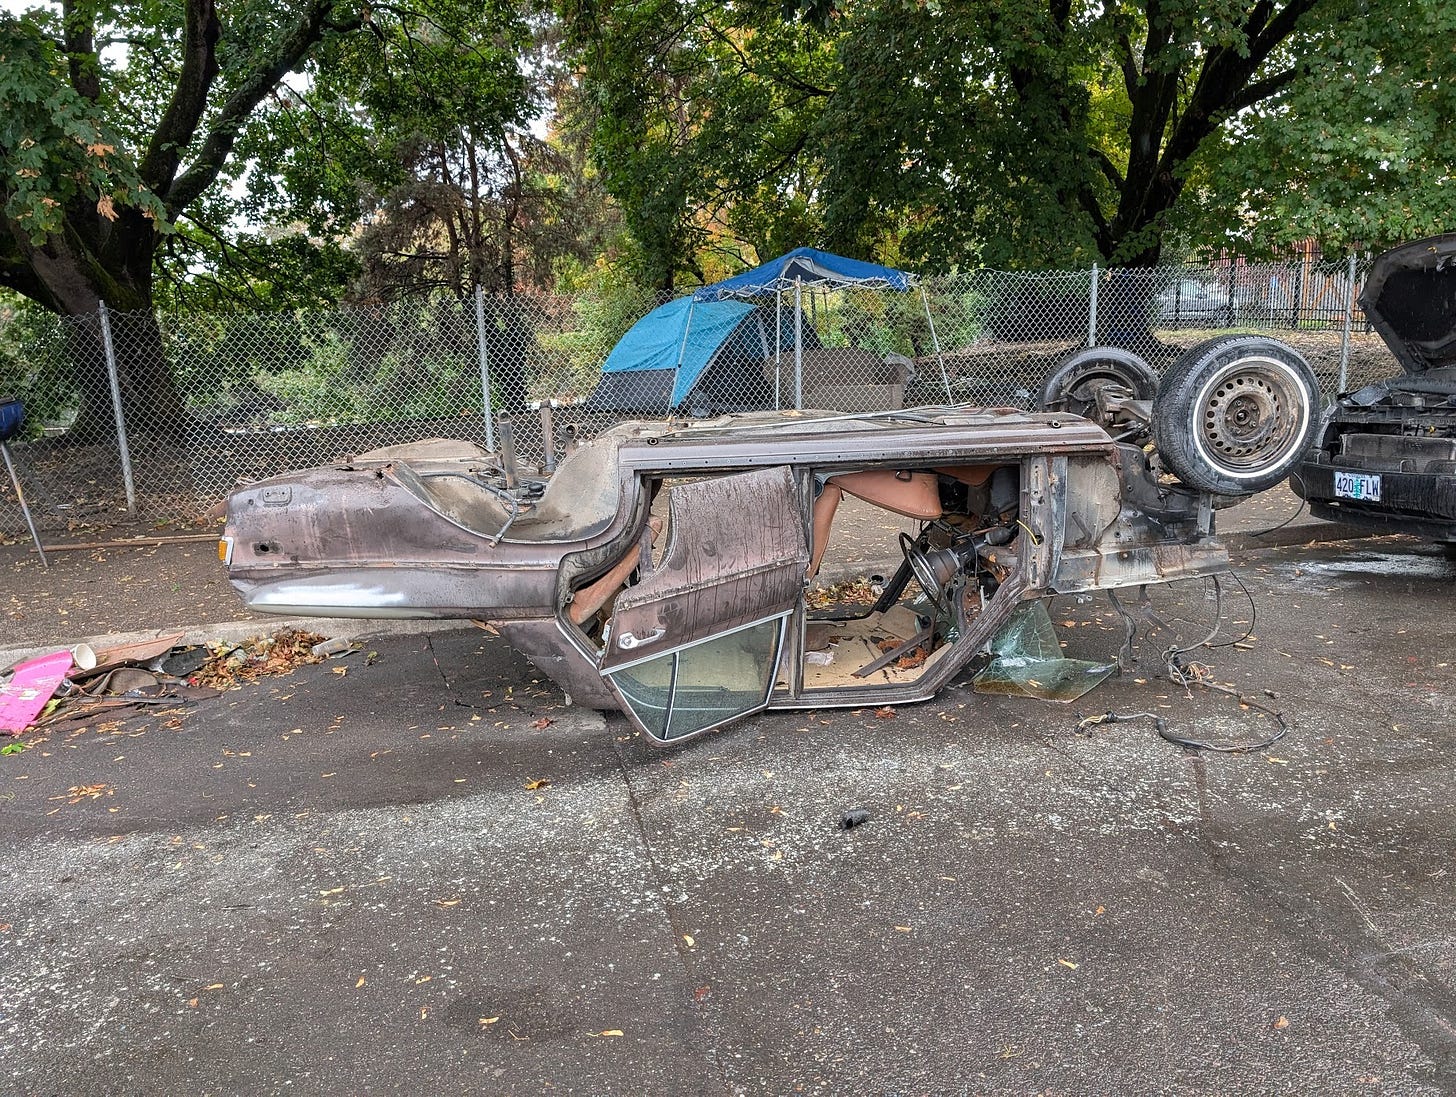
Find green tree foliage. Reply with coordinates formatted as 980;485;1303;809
0;0;369;434
0;0;562;433
559;0;837;290
1183;0;1456;255
332;3;612;302
564;0;1456;276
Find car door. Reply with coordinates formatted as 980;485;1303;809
598;465;808;743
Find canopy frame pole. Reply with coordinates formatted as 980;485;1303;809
794;278;804;410
919;283;952;402
774;293;783;409
673;299;697;417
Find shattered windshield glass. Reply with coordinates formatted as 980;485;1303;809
972;600;1116;703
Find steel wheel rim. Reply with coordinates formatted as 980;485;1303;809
1191;355;1309;478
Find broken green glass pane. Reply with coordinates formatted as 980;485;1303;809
972;600;1115;702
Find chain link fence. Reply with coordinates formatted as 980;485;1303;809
0;255;1397;536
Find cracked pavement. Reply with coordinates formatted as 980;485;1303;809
1;537;1454;1093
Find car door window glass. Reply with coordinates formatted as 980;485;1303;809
607;615;787;741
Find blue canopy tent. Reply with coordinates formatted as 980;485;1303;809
586;296;818;415
692;247;952;408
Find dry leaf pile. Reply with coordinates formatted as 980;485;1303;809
193;629;326;689
806;576;882;610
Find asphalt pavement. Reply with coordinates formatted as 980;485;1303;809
2;534;1455;1093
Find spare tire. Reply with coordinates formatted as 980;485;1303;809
1152;335;1318;495
1038;346;1158;421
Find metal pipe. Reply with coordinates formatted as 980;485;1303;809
473;286;497;452
1338;252;1358;393
97;302;136;515
919;283;953;402
794;278;803;410
539;403;557;473
0;441;46;567
498;414;519;490
1087;263;1099;347
774;294;783;409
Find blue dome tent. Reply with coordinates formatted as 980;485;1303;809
587;247;948;415
692;247;951;408
586;296;818;415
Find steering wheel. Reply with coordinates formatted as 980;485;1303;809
899;531;947;611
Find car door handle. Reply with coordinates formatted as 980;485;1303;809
617;627;665;650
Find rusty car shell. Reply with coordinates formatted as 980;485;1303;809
222;402;1245;743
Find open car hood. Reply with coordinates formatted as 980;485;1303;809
1359;233;1456;374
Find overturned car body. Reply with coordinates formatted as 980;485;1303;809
1295;234;1456;540
223;336;1319;744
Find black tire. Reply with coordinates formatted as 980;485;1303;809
1037;347;1159;420
1152;336;1319;495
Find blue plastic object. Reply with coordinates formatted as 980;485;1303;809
0;397;22;443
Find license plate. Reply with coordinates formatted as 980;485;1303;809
1334;471;1382;502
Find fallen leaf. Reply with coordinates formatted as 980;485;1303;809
590;1029;624;1038
1273;1015;1289;1029
894;925;911;933
204;983;223;991
682;934;695;948
434;898;461;908
524;778;550;791
1058;958;1079;969
874;707;896;720
530;717;554;729
356;977;366;988
479;1016;500;1026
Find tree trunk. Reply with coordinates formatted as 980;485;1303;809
20;214;188;442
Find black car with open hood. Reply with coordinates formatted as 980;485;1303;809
1295;234;1456;540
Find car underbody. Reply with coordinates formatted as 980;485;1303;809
225;400;1269;743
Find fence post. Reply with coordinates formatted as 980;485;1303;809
1226;260;1237;327
1087;264;1099;347
1338;253;1357;393
97;302;137;515
473;285;497;452
1290;259;1303;330
793;278;803;410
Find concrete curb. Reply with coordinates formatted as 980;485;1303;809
0;615;471;674
1221;519;1371;553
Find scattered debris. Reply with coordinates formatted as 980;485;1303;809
193;629;327;690
0;627;336;743
806;575;883;610
839;807;870;830
0;650;73;733
310;636;356;658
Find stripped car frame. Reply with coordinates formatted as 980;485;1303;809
224;338;1319;744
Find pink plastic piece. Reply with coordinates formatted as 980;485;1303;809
0;650;73;733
